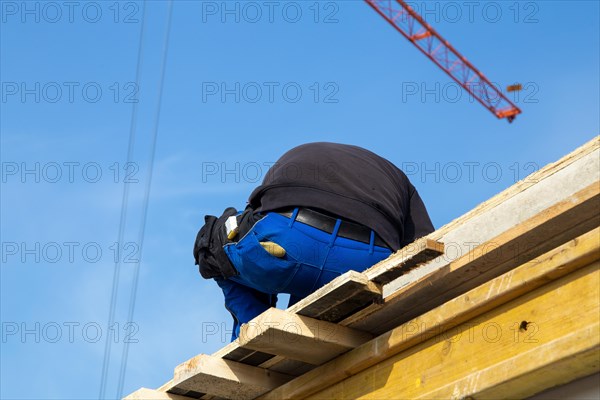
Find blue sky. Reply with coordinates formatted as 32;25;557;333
1;0;598;399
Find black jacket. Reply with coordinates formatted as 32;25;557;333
248;142;434;251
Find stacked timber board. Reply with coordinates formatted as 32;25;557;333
125;136;600;400
162;238;445;399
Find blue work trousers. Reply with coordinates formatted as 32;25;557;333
216;209;392;341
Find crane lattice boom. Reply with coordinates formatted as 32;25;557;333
365;0;521;122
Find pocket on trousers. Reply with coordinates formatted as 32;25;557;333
224;229;299;294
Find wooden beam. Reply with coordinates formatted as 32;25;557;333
258;228;600;399
385;138;599;299
204;272;383;377
306;262;600;400
416;324;600;400
170;354;292;400
286;270;382;322
124;388;194;400
363;237;444;285
238;308;373;365
189;288;380;385
205;271;381;375
346;182;600;335
430;136;599;241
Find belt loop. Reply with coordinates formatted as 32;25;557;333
288;207;300;227
369;231;375;254
329;219;342;247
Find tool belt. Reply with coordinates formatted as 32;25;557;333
276;208;389;248
193;206;262;279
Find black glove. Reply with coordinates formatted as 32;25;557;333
193;207;239;279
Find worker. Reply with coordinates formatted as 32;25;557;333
193;142;434;341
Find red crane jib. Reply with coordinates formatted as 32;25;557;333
365;0;522;122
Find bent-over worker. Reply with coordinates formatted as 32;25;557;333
193;142;434;340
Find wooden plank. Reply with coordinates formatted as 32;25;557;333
386;137;599;298
124;388;195;400
164;345;285;398
363;237;444;285
208;330;313;380
430;136;599;241
287;270;382;322
258;228;600;399
416;325;600;400
305;262;600;400
202;271;382;377
345;182;600;335
238;308;373;365
170;354;292;400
